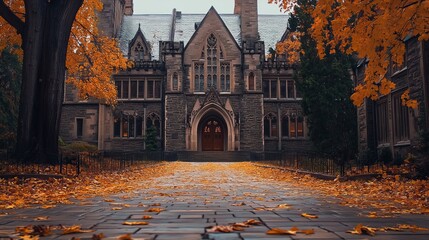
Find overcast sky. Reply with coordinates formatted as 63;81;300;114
133;0;285;14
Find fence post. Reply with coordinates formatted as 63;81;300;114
60;153;63;175
77;153;81;175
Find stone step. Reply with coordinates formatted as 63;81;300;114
176;151;252;162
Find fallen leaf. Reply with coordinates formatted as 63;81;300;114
118;233;132;240
207;225;236;233
34;216;49;221
367;212;378;218
40;205;56;209
397;224;428;231
232;202;246;206
104;199;115;202
266;228;297;235
32;225;52;236
347;224;376;236
301;213;318;219
151;203;161;206
92;233;105;240
112;207;123;210
142;215;153;219
277;203;291;209
243;219;262;226
300;228;315;235
62;225;94;235
145;208;164;213
122;221;149;226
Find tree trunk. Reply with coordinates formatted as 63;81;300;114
15;0;83;163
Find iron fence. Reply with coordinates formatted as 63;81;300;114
252;151;345;176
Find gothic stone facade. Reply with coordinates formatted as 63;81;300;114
356;37;429;159
60;0;313;152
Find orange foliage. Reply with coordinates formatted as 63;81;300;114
0;0;126;105
270;0;429;108
275;32;302;64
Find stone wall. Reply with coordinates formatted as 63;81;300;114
165;94;186;151
60;104;99;144
240;93;263;151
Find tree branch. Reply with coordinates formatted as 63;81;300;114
0;0;24;35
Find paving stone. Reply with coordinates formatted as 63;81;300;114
1;162;428;240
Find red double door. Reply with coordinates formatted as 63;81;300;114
202;119;224;151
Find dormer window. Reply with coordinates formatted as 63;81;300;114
135;43;145;61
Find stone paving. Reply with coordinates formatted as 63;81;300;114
1;162;429;240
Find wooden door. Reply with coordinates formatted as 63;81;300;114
202;120;224;151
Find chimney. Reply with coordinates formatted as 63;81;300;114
238;0;258;44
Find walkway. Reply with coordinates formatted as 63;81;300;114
1;162;428;239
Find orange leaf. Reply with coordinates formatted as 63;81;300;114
145;208;164;213
301;213;318;219
266;228;297;235
62;225;94;235
122;221;149;226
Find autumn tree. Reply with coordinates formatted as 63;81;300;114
278;0;357;170
0;0;126;162
270;0;428;107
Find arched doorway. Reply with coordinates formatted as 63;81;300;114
189;102;235;151
199;115;226;151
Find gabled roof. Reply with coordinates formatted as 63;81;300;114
183;7;241;53
119;11;289;60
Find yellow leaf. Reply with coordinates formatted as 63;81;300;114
300;228;315;235
34;216;49;221
145;208;164;213
277;203;291;209
62;225;94;235
266;228;297;235
118;234;133;240
301;213;318;219
122;221;149;226
112;207;122;210
40;205;56;209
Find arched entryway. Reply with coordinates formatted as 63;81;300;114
189;103;235;151
199;115;226;151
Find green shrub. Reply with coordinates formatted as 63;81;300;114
60;141;98;153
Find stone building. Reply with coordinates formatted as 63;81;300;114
60;0;313;154
355;37;429;159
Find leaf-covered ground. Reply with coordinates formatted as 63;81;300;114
232;163;429;215
1;161;428;215
0;162;179;209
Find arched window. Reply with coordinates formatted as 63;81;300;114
264;113;278;138
248;72;255;91
146;113;161;137
172;72;178;91
194;34;231;92
135;43;145;61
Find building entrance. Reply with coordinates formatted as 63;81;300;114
201;118;224;151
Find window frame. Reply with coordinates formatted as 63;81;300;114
75;118;84;138
192;33;231;93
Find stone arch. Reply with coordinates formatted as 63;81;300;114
190;103;235;151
